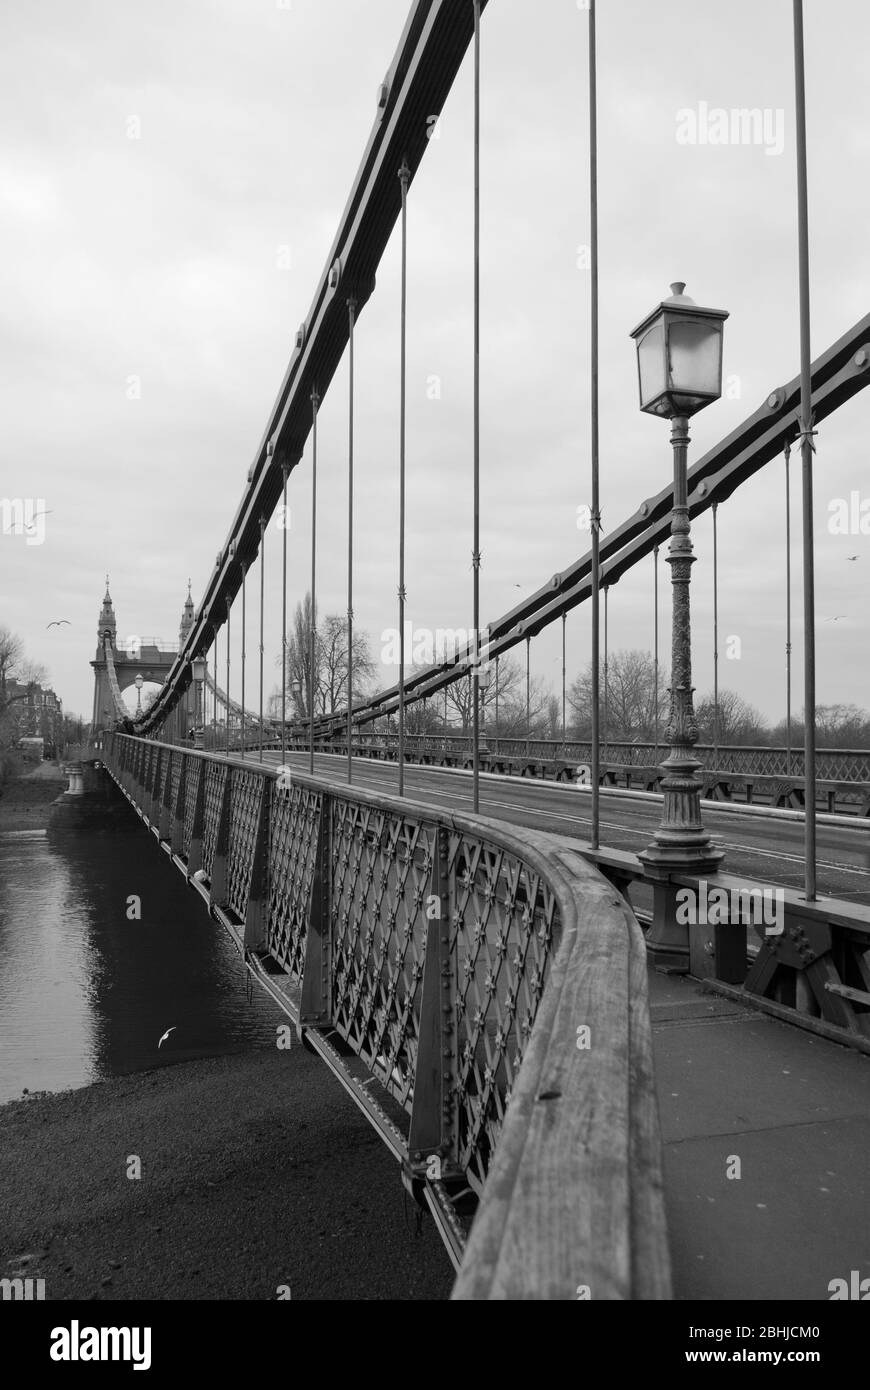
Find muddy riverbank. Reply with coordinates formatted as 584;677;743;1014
0;1048;453;1301
0;763;68;830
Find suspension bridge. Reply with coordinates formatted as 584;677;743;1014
66;0;870;1300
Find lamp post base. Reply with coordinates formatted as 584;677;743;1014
639;756;723;973
639;751;724;877
638;839;724;876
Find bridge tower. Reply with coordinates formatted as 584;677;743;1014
179;579;195;647
90;579;195;733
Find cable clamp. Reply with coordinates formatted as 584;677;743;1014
796;413;817;454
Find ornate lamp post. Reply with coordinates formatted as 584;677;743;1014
290;679;301;746
475;658;490;758
192;657;206;748
630;283;728;877
134;673;144;717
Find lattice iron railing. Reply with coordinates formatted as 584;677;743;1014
317;730;870;783
101;732;667;1293
105;735;870;1077
266;782;320;980
305;730;870;815
448;834;559;1190
182;758;202;859
105;734;566;1192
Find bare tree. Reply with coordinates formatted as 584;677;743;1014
319;614;376;714
569;649;669;741
0;628;48;746
440;655;547;735
0;627;24;699
543;693;563;740
771;704;870;749
281;594;376;719
695;690;768;746
283;593;317;718
378;698;442;738
398;671;448;735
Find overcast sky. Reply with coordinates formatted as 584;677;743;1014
2;0;868;726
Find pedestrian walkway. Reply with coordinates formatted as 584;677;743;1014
650;969;870;1300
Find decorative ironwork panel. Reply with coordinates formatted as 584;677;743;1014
182;759;202;857
266;784;322;980
141;742;152;796
225;767;265;921
329;800;435;1111
170;752;182;816
448;832;561;1191
155;748;171;818
201;761;227;880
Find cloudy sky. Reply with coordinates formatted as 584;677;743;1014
2;0;868;727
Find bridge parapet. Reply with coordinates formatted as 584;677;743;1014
103;732;670;1298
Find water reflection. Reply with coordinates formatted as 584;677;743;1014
0;807;278;1106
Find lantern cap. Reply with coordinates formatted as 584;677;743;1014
667;281;691;303
630;282;729;341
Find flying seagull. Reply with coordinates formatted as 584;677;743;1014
847;555;859;561
157;1027;177;1049
46;620;71;628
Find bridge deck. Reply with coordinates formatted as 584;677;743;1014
651;967;870;1300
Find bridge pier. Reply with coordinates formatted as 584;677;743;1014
48;757;136;831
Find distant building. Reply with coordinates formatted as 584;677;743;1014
5;678;63;752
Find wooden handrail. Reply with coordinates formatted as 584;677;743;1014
452;835;670;1300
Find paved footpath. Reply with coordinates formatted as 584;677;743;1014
650;970;870;1300
0;1047;454;1301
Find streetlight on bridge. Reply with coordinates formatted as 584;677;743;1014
476;658;490;757
290;679;301;747
192;656;206;748
134;673;144;718
630;282;728;877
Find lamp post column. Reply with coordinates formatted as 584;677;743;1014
195;675;203;748
641;416;721;873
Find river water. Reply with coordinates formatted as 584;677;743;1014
0;798;278;1106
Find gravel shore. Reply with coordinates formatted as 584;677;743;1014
0;1048;454;1301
